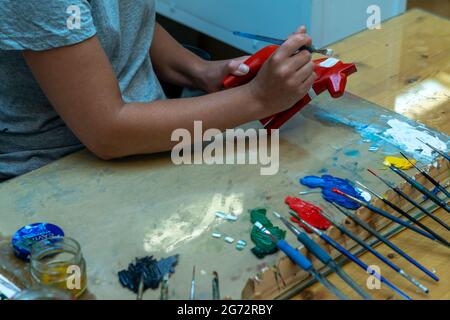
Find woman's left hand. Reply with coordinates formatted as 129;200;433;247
198;56;250;93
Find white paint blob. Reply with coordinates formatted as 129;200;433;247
356;188;372;202
319;57;339;68
384;119;448;160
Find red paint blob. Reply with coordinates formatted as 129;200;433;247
285;196;331;233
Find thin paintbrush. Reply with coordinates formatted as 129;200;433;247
273;211;372;300
160;274;169;300
212;271;220;300
399;152;450;198
416;138;450;162
136;273;144;300
254;222;349;300
233;31;334;56
189;266;196;300
368;169;450;231
319;209;429;294
356;181;449;247
329;198;439;282
290;212;411;300
334;188;436;241
387;165;450;213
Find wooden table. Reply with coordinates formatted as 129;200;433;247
332;9;450;136
0;9;448;300
295;9;450;300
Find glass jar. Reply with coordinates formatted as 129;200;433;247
30;237;87;298
13;286;74;300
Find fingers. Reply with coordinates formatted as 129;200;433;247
228;59;250;76
287;50;312;72
302;72;317;90
275;33;311;59
296;25;307;34
294;60;315;83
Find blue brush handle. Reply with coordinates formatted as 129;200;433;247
337;224;401;273
277;240;313;271
365;202;436;241
319;233;412;300
349;213;440;282
370;233;440;282
298;233;372;300
297;233;333;265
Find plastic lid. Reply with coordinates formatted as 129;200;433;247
11;223;64;261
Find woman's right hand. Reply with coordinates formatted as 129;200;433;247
247;32;317;118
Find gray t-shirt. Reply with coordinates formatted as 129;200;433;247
0;0;165;181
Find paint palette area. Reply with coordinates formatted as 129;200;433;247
0;93;448;300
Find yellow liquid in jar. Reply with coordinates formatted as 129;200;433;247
34;262;87;298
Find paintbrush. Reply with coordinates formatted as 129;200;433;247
367;169;450;231
329;199;439;282
233;31;334;56
399;152;450;198
319;209;429;294
254;222;349;300
416;138;450;162
189;266;196;300
356;181;449;247
273;212;372;300
290;212;411;300
333;188;437;241
212;271;220;300
387;164;450;213
160;274;169;300
136;273;145;300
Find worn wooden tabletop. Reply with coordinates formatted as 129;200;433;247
296;9;450;300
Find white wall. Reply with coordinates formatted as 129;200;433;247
156;0;407;53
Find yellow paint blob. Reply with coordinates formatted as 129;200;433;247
383;156;417;170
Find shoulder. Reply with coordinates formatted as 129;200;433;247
0;0;97;51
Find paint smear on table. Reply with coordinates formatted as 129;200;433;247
383;156;417;170
383;119;447;159
285;196;331;233
143;193;244;253
314;110;449;163
344;149;360;157
299;175;364;210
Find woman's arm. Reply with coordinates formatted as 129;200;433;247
23;33;315;160
150;23;250;93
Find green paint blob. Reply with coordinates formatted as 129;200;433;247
249;208;286;259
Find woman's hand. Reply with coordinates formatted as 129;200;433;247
247;30;317;119
196;56;251;93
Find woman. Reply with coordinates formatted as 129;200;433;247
0;0;315;181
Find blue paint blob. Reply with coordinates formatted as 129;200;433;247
300;175;366;210
318;168;328;174
344;149;360;157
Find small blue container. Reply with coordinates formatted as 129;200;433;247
11;223;64;261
